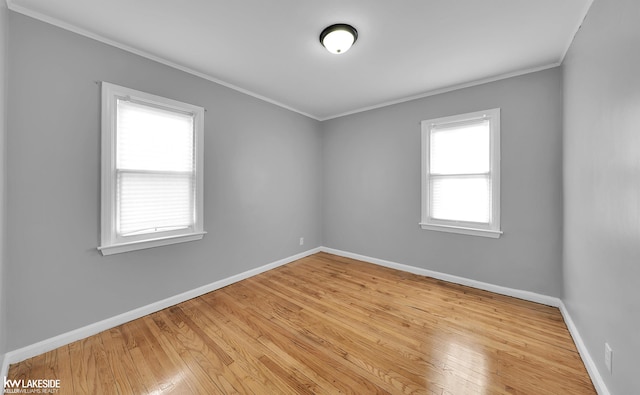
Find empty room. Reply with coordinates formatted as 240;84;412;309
0;0;638;394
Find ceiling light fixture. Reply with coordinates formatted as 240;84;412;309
320;24;358;54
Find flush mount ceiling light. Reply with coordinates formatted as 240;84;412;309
320;24;358;54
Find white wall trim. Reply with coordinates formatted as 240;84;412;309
321;247;561;307
2;245;609;395
559;0;595;63
5;0;319;121
6;0;564;123
317;63;561;121
2;247;321;367
321;247;612;394
559;302;611;395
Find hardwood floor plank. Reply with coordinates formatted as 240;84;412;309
200;290;393;394
246;268;510;391
49;346;73;393
153;307;240;394
26;353;46;385
7;350;32;383
180;299;279;394
117;322;167;394
129;316;202;394
284;257;587;377
6;253;596;394
67;338;89;394
231;280;432;392
99;328;148;395
309;255;569;343
141;313;220;394
187;296;309;394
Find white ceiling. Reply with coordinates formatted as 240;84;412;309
7;0;592;120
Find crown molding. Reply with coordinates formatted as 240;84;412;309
318;62;561;121
6;0;579;122
559;0;595;62
5;0;320;121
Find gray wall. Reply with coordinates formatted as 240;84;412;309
6;13;323;350
322;68;563;297
10;10;637;395
563;0;640;393
0;0;8;360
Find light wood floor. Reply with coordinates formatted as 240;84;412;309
8;252;595;394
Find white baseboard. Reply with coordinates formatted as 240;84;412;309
320;247;611;395
2;247;321;369
320;247;561;307
2;245;610;395
559;302;611;395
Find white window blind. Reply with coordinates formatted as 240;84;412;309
430;120;491;223
99;82;205;255
420;109;501;238
116;100;195;236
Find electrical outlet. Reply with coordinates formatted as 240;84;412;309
604;343;613;373
299;237;304;246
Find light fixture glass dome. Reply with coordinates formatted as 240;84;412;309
320;24;358;54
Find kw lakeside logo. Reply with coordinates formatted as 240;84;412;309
3;377;61;394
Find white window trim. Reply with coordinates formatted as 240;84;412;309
419;108;502;238
98;82;206;255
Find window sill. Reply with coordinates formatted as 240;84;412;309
419;223;502;239
98;231;206;256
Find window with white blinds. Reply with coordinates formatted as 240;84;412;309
420;109;502;238
99;82;205;255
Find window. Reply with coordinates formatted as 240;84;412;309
98;82;205;255
420;108;502;238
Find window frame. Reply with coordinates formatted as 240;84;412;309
420;108;502;238
98;82;206;255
